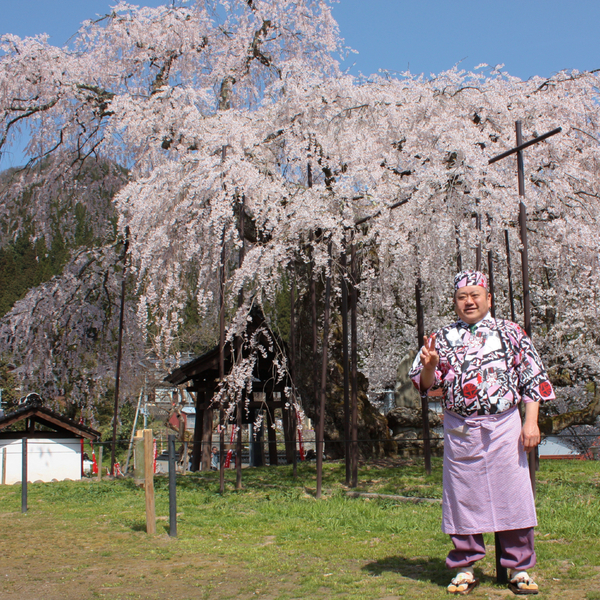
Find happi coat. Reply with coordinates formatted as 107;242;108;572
409;313;555;534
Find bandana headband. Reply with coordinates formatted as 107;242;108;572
454;270;488;291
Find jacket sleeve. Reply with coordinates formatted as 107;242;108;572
509;324;555;403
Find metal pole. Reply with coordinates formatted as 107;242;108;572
168;434;177;537
416;279;431;475
111;229;129;476
21;438;27;513
504;230;516;323
316;242;332;499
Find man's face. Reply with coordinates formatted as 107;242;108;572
454;285;492;324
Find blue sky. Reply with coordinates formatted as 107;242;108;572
2;0;599;168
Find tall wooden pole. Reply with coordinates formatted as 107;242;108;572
289;263;298;478
316;242;332;499
350;241;359;488
219;229;226;494
236;194;245;490
475;213;482;272
111;228;129;476
416;278;431;475
341;244;351;485
504;229;516;323
488;250;496;319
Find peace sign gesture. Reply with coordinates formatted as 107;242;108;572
418;334;439;391
420;334;439;370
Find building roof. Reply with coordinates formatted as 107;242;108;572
0;394;100;441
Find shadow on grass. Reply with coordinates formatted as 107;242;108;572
363;555;502;589
363;555;448;587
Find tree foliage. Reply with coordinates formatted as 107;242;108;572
0;1;599;429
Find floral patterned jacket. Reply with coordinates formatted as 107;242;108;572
409;313;555;417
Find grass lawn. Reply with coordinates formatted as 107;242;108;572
0;458;598;600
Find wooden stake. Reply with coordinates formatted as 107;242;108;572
143;429;156;534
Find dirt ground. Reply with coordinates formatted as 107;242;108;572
1;508;598;600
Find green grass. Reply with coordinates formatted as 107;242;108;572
0;459;598;600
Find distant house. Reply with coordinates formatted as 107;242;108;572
538;435;581;459
0;395;100;484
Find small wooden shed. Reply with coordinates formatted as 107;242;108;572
0;394;100;484
166;308;296;471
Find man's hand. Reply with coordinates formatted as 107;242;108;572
521;401;541;453
419;334;439;391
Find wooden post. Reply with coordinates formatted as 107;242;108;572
350;241;359;488
488;250;496;319
183;441;189;473
143;429;156;534
111;229;129;476
288;263;298;475
341;245;351;486
416;278;431;475
266;402;278;466
316;242;332;499
505;230;516;323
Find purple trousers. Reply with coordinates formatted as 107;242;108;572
446;527;536;571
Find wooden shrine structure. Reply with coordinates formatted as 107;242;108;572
165;308;296;471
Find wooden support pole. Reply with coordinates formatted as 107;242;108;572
111;230;129;476
488;250;496;319
350;241;359;488
416;279;431;475
475;213;482;272
266;402;278;466
341;245;351;486
143;429;156;534
316;242;332;499
505;230;516;323
236;193;245;490
219;233;226;494
288;264;298;476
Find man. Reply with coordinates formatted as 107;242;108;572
409;270;554;596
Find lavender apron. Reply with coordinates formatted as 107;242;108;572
442;405;537;535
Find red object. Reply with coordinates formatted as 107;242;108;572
539;381;552;398
92;450;98;475
153;439;157;473
296;408;305;461
224;425;237;468
462;383;478;400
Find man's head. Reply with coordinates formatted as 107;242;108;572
453;270;492;324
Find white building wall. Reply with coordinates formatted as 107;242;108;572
0;438;82;484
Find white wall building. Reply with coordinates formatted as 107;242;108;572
0;395;100;484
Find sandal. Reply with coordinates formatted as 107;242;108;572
508;571;539;595
447;571;479;595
